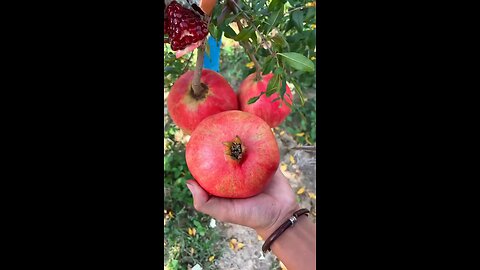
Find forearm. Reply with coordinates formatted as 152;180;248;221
257;213;316;270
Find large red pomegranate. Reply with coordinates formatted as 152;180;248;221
167;69;238;134
238;73;293;128
186;110;280;198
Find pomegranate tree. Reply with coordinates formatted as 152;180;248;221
186;110;280;198
164;1;316;268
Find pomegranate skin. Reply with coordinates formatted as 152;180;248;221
238;73;292;128
167;69;238;134
186;110;280;198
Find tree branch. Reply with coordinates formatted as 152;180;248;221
291;146;316;151
234;19;262;81
227;0;275;56
191;43;205;96
216;5;231;25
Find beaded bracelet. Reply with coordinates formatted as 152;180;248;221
262;208;310;253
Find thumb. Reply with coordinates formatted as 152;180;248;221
186;180;211;210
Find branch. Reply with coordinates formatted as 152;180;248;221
216;5;231;25
234;19;262;81
227;0;275;56
291;146;316;151
182;52;195;73
191;43;205;96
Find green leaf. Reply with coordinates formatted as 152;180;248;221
266;74;281;97
169;259;178;270
223;25;237;39
208;24;216;39
305;7;316;21
291;10;304;32
308;29;316;49
254;0;267;10
291;79;305;106
234;26;255;41
247;94;262;104
221;13;241;30
193;220;202;229
262;56;275;75
271;34;288;48
268;0;285;12
279;77;287;99
277;52;315;72
265;9;283;34
274;67;284;75
209;23;223;41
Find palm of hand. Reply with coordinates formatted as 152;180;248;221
186;169;299;233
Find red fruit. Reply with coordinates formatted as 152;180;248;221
186;110;280;198
238;73;293;128
167;69;238;134
165;1;208;52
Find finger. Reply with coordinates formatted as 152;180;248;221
186;179;211;209
186;180;230;221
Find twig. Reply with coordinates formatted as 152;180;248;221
227;0;275;56
291;146;316;151
182;52;195;73
234;19;262;80
191;43;205;96
216;5;231;25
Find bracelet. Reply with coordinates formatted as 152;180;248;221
262;208;310;253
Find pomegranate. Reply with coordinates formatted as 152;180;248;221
164;0;216;57
167;69;238;134
186;110;280;198
238;73;293;128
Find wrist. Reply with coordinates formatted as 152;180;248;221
255;204;301;240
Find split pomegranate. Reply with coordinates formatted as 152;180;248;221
186;110;280;198
238;73;293;128
167;69;238;134
164;1;209;56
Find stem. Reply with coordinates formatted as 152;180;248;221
182;52;195;73
234;19;262;81
227;0;275;56
191;43;205;96
291;146;316;151
285;6;314;15
217;5;231;25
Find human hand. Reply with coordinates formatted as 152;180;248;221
186;167;300;238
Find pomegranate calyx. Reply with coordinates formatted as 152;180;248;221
223;136;246;161
189;83;209;100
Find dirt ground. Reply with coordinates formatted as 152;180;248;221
212;129;317;270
